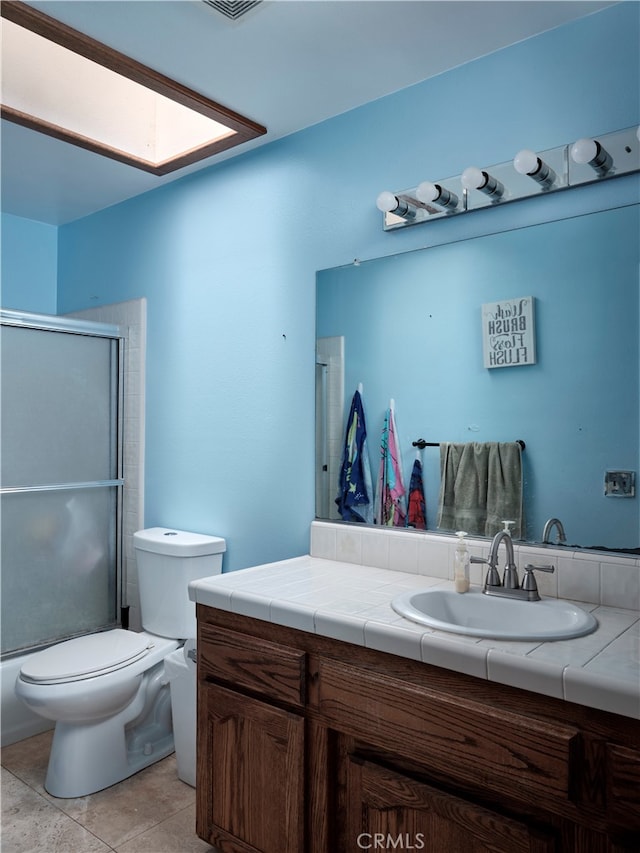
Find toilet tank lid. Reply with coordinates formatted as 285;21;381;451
134;527;226;557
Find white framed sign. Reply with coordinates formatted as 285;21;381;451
481;296;536;369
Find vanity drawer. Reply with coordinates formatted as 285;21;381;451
314;657;580;812
198;623;306;709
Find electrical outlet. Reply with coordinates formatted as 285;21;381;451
604;470;636;497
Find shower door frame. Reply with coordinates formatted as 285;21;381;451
0;309;126;657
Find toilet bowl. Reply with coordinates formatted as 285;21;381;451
15;528;225;798
16;630;179;797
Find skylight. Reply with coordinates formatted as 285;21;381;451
0;2;266;175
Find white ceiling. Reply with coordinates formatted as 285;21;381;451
1;0;615;226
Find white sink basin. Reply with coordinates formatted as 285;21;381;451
391;588;598;641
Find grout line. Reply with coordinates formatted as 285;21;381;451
2;766;117;852
2;745;194;852
111;801;199;851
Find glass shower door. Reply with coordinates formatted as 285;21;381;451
1;316;123;656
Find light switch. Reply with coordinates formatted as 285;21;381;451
604;470;636;497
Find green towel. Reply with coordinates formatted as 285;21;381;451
436;442;524;538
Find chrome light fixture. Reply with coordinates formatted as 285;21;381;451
461;167;504;200
376;191;418;221
570;137;613;176
376;126;639;231
513;149;557;188
416;181;459;211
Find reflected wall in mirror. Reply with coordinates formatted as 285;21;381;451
316;204;639;553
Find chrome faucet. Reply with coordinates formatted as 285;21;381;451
490;529;519;589
471;529;554;601
542;517;567;544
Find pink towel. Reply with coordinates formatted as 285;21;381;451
374;406;406;526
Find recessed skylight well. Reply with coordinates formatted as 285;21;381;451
0;1;266;175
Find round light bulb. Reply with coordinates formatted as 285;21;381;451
461;167;485;191
416;181;459;210
415;181;439;203
571;138;598;165
376;191;398;213
513;149;540;176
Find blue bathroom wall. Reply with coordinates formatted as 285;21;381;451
47;3;639;571
1;214;57;314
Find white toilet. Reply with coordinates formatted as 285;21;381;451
15;527;225;798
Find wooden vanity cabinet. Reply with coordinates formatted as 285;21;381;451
198;681;304;853
342;755;556;853
196;622;306;853
196;605;640;853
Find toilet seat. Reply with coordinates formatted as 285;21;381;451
20;629;153;685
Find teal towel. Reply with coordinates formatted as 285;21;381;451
436;442;524;538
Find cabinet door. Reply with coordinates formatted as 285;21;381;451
344;756;556;853
197;682;304;853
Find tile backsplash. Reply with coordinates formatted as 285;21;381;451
310;521;640;610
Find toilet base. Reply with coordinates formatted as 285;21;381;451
45;719;175;798
44;665;175;798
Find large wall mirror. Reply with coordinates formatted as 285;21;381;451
316;203;639;554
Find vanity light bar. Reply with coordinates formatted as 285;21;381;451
378;125;640;230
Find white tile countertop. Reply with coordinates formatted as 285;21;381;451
189;554;640;720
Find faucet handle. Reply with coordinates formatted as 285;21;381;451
524;563;555;574
522;564;555;599
470;555;502;588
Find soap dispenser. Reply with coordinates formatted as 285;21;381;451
454;531;470;593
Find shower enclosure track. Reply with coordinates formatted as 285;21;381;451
1;308;126;656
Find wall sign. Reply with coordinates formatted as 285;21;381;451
481;296;536;369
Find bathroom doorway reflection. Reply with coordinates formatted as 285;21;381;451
315;336;344;521
1;311;124;656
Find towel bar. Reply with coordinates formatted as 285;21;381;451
412;439;526;451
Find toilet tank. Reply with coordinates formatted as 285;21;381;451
133;527;226;639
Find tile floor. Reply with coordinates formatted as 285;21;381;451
1;731;217;852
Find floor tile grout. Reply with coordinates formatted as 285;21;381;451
1;731;215;852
